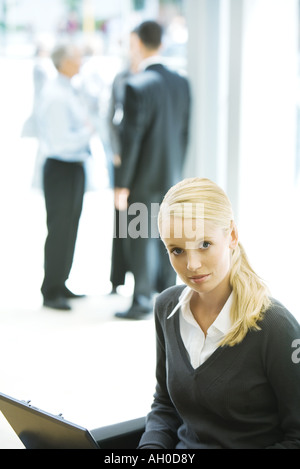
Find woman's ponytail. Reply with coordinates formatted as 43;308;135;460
220;242;271;346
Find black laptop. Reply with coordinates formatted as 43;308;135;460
0;392;100;449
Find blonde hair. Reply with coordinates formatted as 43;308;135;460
158;177;271;347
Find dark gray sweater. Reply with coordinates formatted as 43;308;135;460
138;285;300;449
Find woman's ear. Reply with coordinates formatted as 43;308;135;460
229;221;239;249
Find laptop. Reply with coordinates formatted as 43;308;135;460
0;392;100;449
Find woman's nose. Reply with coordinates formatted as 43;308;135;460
186;250;202;272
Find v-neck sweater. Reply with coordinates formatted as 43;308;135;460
138;285;300;449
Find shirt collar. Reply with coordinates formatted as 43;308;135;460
167;286;191;319
138;55;162;72
208;293;233;334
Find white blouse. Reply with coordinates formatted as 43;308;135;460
175;287;233;369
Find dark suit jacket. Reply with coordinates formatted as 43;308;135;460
115;63;191;203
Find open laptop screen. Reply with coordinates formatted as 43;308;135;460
0;392;99;449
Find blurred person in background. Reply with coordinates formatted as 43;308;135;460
37;43;95;311
22;39;57;140
21;39;57;188
76;38;113;192
114;20;191;320
108;30;140;295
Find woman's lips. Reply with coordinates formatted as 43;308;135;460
189;274;211;283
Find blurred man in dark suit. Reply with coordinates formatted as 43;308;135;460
108;30;140;294
114;20;191;320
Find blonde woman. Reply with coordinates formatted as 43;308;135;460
138;177;300;449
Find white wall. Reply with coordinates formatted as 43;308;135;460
186;0;300;316
238;0;299;313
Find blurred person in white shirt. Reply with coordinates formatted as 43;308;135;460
37;43;94;311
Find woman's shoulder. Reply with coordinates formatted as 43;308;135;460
260;297;300;336
154;285;186;316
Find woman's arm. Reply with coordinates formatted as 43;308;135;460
262;304;300;448
138;304;183;449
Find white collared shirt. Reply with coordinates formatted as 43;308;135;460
178;288;233;369
138;55;163;72
37;74;93;163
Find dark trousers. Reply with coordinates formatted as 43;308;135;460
110;208;128;288
41;158;85;300
122;200;176;312
125;236;176;305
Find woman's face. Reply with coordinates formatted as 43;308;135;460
162;217;238;298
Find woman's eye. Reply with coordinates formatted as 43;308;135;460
200;241;211;250
171;247;184;256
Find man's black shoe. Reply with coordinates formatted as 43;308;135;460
114;308;152;321
62;287;86;299
43;296;71;311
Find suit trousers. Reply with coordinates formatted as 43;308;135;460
41;158;85;300
110;208;128;288
123;200;176;311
